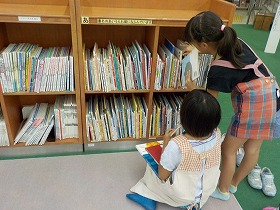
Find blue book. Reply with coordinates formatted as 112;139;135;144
164;38;175;54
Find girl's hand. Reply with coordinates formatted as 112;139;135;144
163;129;175;143
185;71;196;91
182;43;194;56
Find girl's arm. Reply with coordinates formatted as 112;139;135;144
158;129;174;181
185;72;219;98
207;88;219;98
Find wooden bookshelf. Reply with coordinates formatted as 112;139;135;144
0;0;236;155
0;0;83;156
75;0;236;151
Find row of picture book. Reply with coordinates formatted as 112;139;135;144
0;43;75;93
150;94;183;137
155;39;212;90
86;94;148;142
85;93;184;142
14;95;78;146
83;39;212;92
84;41;151;91
0;108;9;146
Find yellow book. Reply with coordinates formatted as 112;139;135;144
153;98;160;136
131;94;139;138
82;43;87;90
150;100;156;136
136;97;143;138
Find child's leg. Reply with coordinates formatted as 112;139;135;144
231;138;263;187
217;134;247;193
126;193;156;210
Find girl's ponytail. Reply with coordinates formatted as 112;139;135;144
218;26;244;68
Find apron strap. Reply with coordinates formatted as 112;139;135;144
211;38;279;89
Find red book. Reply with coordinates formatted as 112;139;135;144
145;145;162;164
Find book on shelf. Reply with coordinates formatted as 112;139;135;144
0;108;9;146
86;94;148;142
14;103;55;146
136;141;163;176
150;94;183;137
54;95;78;140
84;41;152;92
196;53;212;87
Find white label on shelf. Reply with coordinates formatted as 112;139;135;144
18;16;41;22
81;16;89;24
88;143;95;147
97;18;152;25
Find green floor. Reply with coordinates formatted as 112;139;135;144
219;24;280;210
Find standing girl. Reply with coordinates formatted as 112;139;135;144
184;11;278;200
127;89;222;210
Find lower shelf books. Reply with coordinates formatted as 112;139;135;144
136;141;163;176
0;108;9;146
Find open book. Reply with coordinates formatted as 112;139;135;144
136;141;163;176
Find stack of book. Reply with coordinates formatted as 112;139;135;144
0;43;74;93
0;108;10;146
150;94;183;137
155;39;183;90
83;41;152;92
86;94;148;141
54;95;78;140
14;103;54;146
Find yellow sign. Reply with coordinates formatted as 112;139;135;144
97;18;152;25
81;16;89;24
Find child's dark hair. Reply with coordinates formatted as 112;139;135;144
184;11;244;68
180;89;221;138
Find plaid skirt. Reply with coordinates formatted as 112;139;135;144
229;77;277;140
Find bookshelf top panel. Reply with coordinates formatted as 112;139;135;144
80;0;211;10
80;7;229;27
0;4;71;24
2;91;76;96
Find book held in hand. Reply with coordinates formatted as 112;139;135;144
136;141;163;176
145;144;162;164
181;48;199;87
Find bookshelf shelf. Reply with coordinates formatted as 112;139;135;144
84;90;150;94
154;89;189;93
3;91;76;96
7;138;80;147
76;0;236;151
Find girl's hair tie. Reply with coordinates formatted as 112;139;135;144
221;25;226;31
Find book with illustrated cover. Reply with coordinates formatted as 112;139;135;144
145;144;162;164
181;48;199;88
136;141;163;176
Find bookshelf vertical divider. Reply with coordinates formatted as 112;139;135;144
75;0;87;147
69;0;84;145
146;26;160;138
